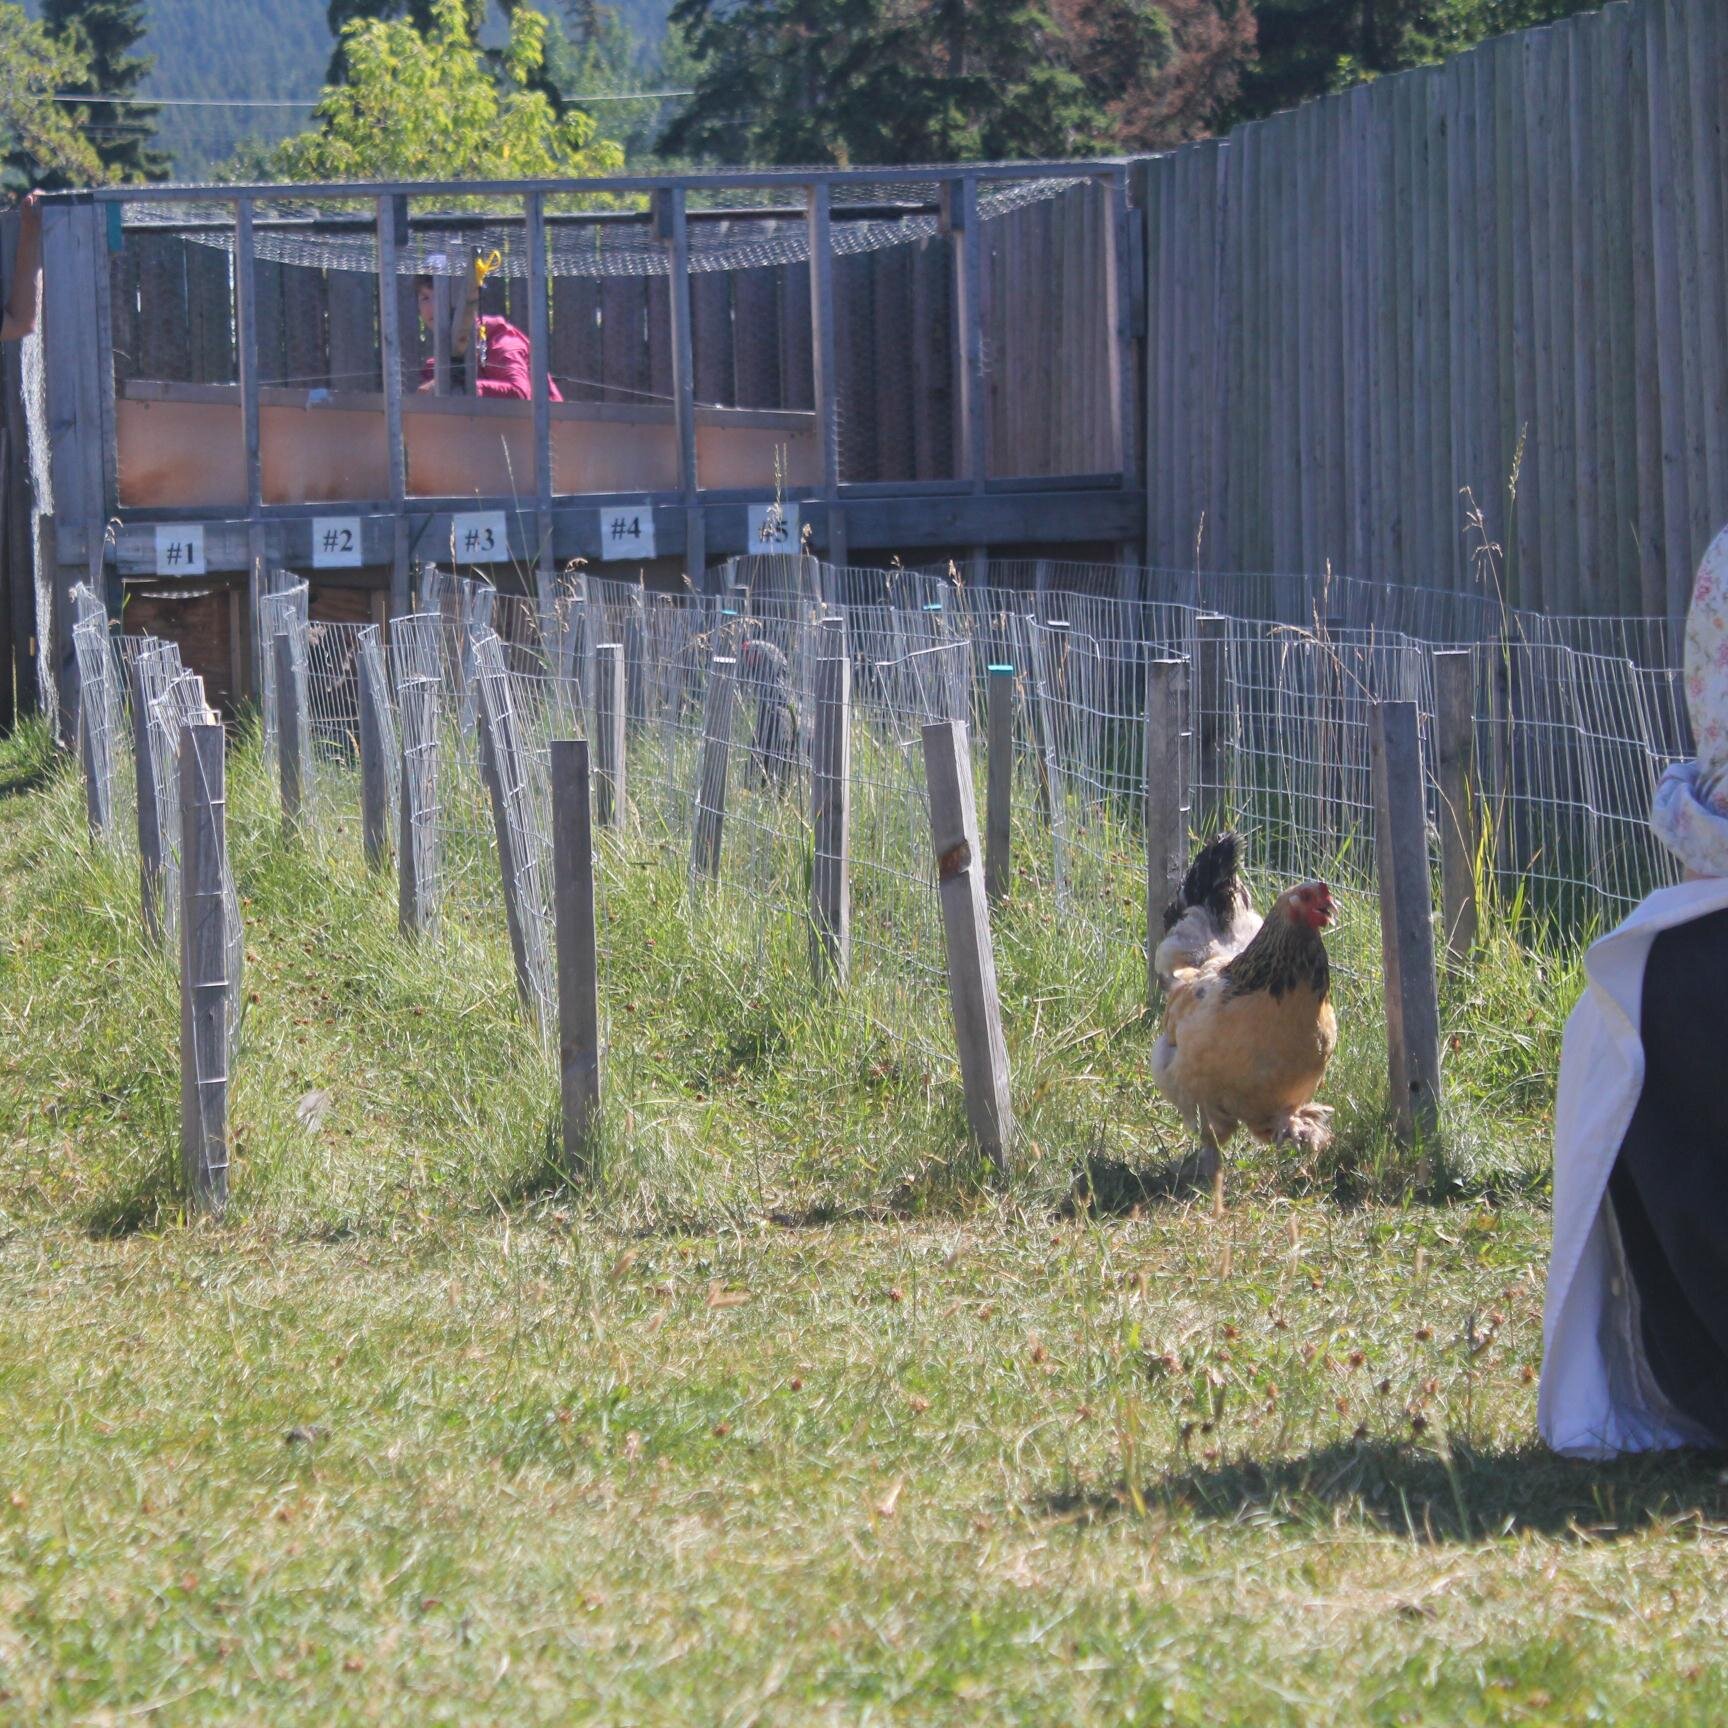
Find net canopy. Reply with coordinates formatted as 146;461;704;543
117;175;1086;278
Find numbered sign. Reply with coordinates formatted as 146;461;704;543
312;516;363;569
747;502;800;552
598;508;657;562
450;511;509;565
154;524;206;577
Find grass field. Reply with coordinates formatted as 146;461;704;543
1;720;1724;1724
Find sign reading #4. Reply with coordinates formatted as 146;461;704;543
154;524;206;577
451;511;509;565
598;508;657;562
747;502;800;552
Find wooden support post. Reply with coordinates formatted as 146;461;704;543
1370;700;1442;1146
807;182;844;563
551;737;602;1174
376;195;410;620
1193;613;1228;829
274;630;304;833
810;618;851;984
594;641;626;827
432;275;452;395
476;674;535;1017
624;586;647;729
690;654;736;883
129;656;164;943
1103;168;1137;487
234;200;266;700
179;720;229;1219
1433;649;1479;962
922;719;1015;1169
1144;656;1190;1002
526;192;554;604
356;637;390;871
946;174;989;489
985;663;1014;903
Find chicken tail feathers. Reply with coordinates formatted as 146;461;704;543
1163;831;1245;933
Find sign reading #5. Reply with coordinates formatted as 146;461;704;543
747;503;800;552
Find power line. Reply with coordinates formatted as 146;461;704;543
52;89;694;109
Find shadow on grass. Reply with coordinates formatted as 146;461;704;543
1058;1148;1225;1216
84;1168;182;1238
1038;1439;1728;1544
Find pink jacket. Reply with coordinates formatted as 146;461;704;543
422;315;563;401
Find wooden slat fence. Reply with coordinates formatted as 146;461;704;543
1142;0;1728;626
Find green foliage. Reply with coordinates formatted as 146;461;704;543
662;0;1189;166
0;2;107;190
275;0;626;184
36;0;167;182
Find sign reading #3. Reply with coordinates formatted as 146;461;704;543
153;524;206;577
450;511;510;565
747;502;800;552
598;508;657;562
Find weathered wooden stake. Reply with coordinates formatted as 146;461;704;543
1370;700;1443;1145
552;738;602;1173
985;664;1014;903
356;639;390;870
274;630;304;833
1193;613;1229;828
922;719;1015;1170
810;618;851;984
129;655;163;943
1433;649;1480;961
1144;656;1191;1001
476;675;535;1016
179;720;229;1218
690;654;736;883
594;642;626;827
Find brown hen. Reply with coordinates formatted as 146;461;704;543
1151;833;1337;1209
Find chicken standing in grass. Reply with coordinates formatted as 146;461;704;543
1151;833;1338;1209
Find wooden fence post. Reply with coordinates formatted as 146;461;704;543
690;654;736;883
476;674;536;1017
1193;613;1229;829
356;638;390;871
985;663;1014;903
552;737;602;1173
274;630;304;833
129;655;163;943
594;642;626;827
921;719;1015;1170
1433;649;1480;961
179;720;229;1218
1370;700;1442;1145
1144;656;1191;1001
398;683;435;937
810;617;851;984
624;587;648;729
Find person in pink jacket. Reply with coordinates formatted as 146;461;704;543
415;274;562;401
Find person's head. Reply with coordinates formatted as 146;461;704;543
415;274;436;331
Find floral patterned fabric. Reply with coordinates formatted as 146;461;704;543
1652;525;1728;877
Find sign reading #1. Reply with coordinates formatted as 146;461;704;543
450;510;509;565
747;502;800;552
598;508;657;562
312;516;363;570
153;524;206;577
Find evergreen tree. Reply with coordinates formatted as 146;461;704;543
0;1;106;191
38;0;168;184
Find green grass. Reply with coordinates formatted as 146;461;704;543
0;719;1717;1724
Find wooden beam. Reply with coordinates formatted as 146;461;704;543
375;194;409;615
551;737;602;1175
526;191;554;602
806;181;844;562
1102;169;1136;489
946;174;989;490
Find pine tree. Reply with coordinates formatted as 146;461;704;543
39;0;168;184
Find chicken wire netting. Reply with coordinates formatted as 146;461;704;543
97;558;1691;1085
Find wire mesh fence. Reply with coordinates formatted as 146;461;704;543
85;559;1692;1112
